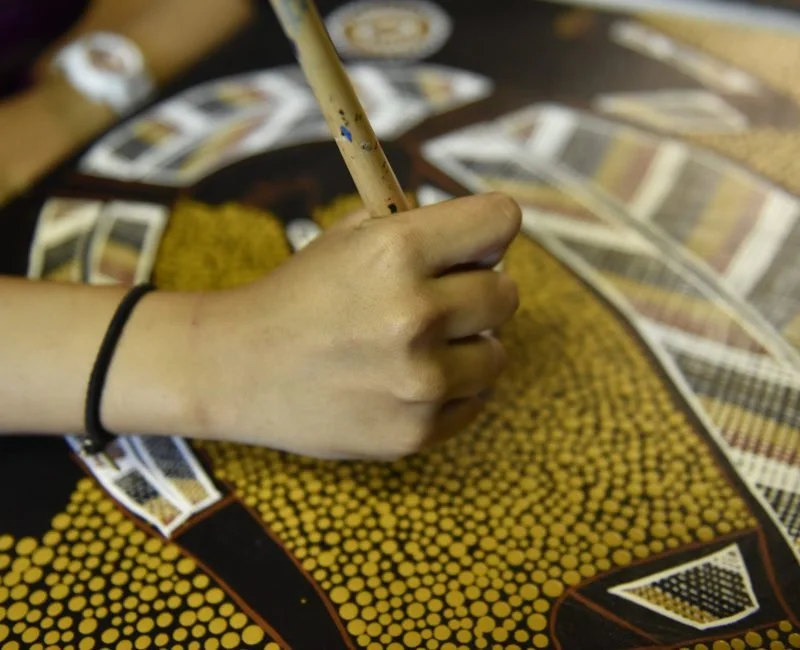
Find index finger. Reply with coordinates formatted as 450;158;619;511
399;193;522;275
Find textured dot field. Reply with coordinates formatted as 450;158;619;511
0;479;278;650
188;195;758;649
2;7;800;648
678;619;800;649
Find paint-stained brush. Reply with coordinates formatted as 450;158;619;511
268;0;411;217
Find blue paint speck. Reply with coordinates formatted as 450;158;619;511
340;125;352;142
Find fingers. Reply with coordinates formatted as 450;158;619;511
433;269;519;339
381;336;504;458
420;396;486;451
401;193;522;275
440;335;506;400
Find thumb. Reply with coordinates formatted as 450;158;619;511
404;193;522;275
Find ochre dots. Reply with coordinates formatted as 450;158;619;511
7;603;28;621
470;602;488;618
228;613;248;630
138;218;761;650
241;625;265;644
220;632;241;649
542;581;563;598
187;593;204;609
15;538;37;556
103;629;120;644
205;588;224;605
31;548;54;567
330;587;350;605
22;628;40;644
528;614;547;632
137;617;155;634
177;559;196;575
78;618;98;635
140;586;158;602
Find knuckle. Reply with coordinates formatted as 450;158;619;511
395;359;449;403
384;439;423;461
370;420;431;461
392;422;437;459
386;294;443;343
371;221;423;268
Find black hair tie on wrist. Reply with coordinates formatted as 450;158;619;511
83;283;156;456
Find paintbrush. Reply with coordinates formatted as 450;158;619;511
268;0;411;218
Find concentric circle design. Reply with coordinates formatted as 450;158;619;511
326;0;453;61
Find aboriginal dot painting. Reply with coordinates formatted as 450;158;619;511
1;1;799;649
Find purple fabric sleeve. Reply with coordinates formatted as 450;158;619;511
0;0;90;97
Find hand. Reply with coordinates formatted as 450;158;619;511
187;192;522;460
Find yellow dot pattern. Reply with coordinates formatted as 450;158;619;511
193;195;757;648
153;199;291;292
679;620;800;650
0;479;276;648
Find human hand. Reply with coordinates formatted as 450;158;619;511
190;192;522;460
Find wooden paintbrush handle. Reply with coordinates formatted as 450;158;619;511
268;0;411;217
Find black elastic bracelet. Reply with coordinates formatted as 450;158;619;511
83;283;156;455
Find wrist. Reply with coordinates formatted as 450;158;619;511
167;283;287;448
101;289;210;439
38;73;117;143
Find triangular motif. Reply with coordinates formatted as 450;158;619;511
609;544;759;630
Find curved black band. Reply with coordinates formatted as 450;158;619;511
83;283;156;455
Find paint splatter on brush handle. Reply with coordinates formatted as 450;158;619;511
268;0;409;217
273;0;310;34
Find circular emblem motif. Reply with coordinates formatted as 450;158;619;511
326;0;453;61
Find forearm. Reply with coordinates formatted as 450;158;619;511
0;0;253;205
46;0;254;139
37;0;253;86
0;277;205;439
121;0;254;85
31;0;161;78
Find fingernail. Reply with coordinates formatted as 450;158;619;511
478;250;504;268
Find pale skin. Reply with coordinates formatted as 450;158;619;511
0;193;522;461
